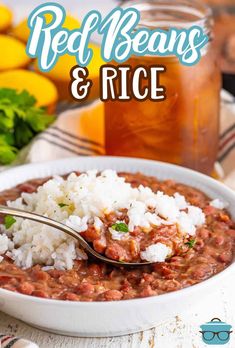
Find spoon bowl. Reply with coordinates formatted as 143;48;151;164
0;205;152;267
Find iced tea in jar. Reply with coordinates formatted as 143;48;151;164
104;0;221;175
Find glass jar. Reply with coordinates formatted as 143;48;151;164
104;0;221;175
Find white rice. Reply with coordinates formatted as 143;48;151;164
0;170;207;269
210;198;228;210
140;243;172;263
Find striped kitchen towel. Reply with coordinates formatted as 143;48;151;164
0;334;39;348
26;100;105;163
219;91;235;189
26;91;235;188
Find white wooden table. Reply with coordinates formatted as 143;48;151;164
0;275;234;348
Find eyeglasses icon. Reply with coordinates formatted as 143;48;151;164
200;331;233;342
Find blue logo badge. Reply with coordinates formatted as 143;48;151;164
200;318;233;345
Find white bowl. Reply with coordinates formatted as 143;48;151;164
0;156;234;337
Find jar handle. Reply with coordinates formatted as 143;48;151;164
211;318;222;322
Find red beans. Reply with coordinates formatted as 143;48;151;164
120;279;132;292
190;264;213;280
219;252;233;263
139;285;157;297
214;235;225;246
194;240;204;251
93;239;107;254
101;290;123;301
227;229;235;237
198;228;210;239
18;282;35;295
163;280;182;292
32;290;49;298
0;275;15;284
17;183;37;193
81;226;101;242
142;273;154;283
105;243;128;261
88;264;104;277
63;292;80;301
30;267;49;282
0;172;234;302
58;275;79;287
48;269;64;279
204;205;217;215
76;282;94;296
2;284;17;292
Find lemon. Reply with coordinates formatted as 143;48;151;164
12;14;81;43
0;5;12;33
0;69;58;113
34;43;104;101
0;35;31;71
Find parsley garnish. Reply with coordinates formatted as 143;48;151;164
111;222;129;232
58;203;69;208
0;88;55;164
185;239;196;248
4;215;16;229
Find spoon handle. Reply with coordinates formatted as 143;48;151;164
0;205;96;256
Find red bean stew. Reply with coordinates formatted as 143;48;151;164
0;172;234;301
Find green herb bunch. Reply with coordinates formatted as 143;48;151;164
0;88;55;165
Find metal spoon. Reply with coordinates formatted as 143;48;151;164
0;205;151;267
